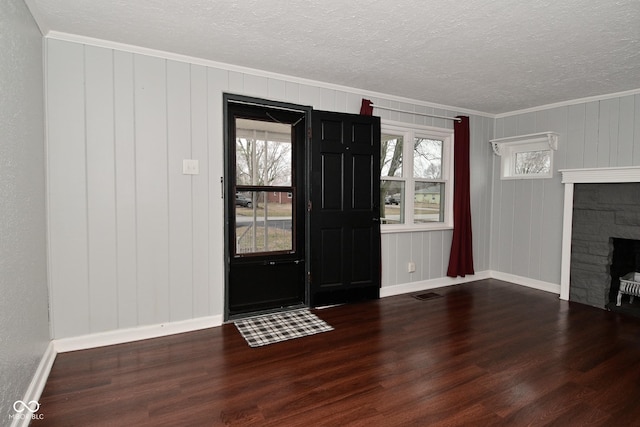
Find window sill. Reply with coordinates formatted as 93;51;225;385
500;173;553;180
381;224;453;234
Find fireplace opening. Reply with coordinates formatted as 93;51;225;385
608;238;640;313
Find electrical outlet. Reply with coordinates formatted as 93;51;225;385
408;261;416;273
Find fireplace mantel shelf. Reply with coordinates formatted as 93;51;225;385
560;166;640;184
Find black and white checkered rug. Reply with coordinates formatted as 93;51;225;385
234;309;333;347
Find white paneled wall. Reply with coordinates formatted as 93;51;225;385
491;94;640;285
46;37;494;339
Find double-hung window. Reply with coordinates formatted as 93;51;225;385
380;121;454;231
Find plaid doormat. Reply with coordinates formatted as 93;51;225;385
234;309;333;347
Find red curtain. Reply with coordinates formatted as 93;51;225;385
447;116;474;277
360;99;373;116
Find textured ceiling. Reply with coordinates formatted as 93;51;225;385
25;0;640;114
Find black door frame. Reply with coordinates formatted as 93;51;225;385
223;94;312;321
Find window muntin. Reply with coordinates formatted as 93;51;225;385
380;121;453;231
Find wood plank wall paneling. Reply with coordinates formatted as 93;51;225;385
191;64;210;318
167;60;193;322
134;54;170;326
491;95;640;285
45;38;494;339
205;67;226;316
47;39;90;338
113;50;138;329
470;115;491;271
85;45;118;333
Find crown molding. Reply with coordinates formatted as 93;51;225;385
495;88;640;119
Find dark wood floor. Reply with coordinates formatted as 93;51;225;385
34;279;640;426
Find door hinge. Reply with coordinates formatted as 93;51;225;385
307;200;312;212
307;128;312;139
307;271;312;284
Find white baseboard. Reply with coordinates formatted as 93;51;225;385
50;272;557;353
380;270;491;298
380;270;560;298
10;341;56;427
53;315;224;353
489;270;560;294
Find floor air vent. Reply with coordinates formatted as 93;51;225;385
412;292;442;301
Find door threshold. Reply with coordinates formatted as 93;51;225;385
314;303;344;310
227;303;308;322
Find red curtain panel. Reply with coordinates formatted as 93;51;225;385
447;116;475;277
360;99;374;116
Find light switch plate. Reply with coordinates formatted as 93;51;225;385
408;261;416;273
183;159;199;175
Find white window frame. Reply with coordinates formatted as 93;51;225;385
491;132;558;180
381;120;454;233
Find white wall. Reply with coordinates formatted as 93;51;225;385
45;36;494;339
491;94;640;285
0;0;50;418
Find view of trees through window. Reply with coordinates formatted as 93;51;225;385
380;134;404;223
414;138;442;179
514;150;551;175
380;131;445;225
235;141;292;187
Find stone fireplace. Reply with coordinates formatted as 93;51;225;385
560;167;640;309
570;183;640;308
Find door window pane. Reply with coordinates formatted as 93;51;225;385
235;191;293;254
414;138;442;179
235;118;292;186
381;180;404;224
414;182;444;223
381;134;403;177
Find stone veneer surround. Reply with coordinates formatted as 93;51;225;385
570;183;640;307
560;167;640;302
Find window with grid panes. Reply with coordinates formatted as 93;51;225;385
380;121;453;231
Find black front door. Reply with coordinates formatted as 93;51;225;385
225;97;309;319
310;110;381;306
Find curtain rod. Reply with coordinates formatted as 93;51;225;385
370;104;462;122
